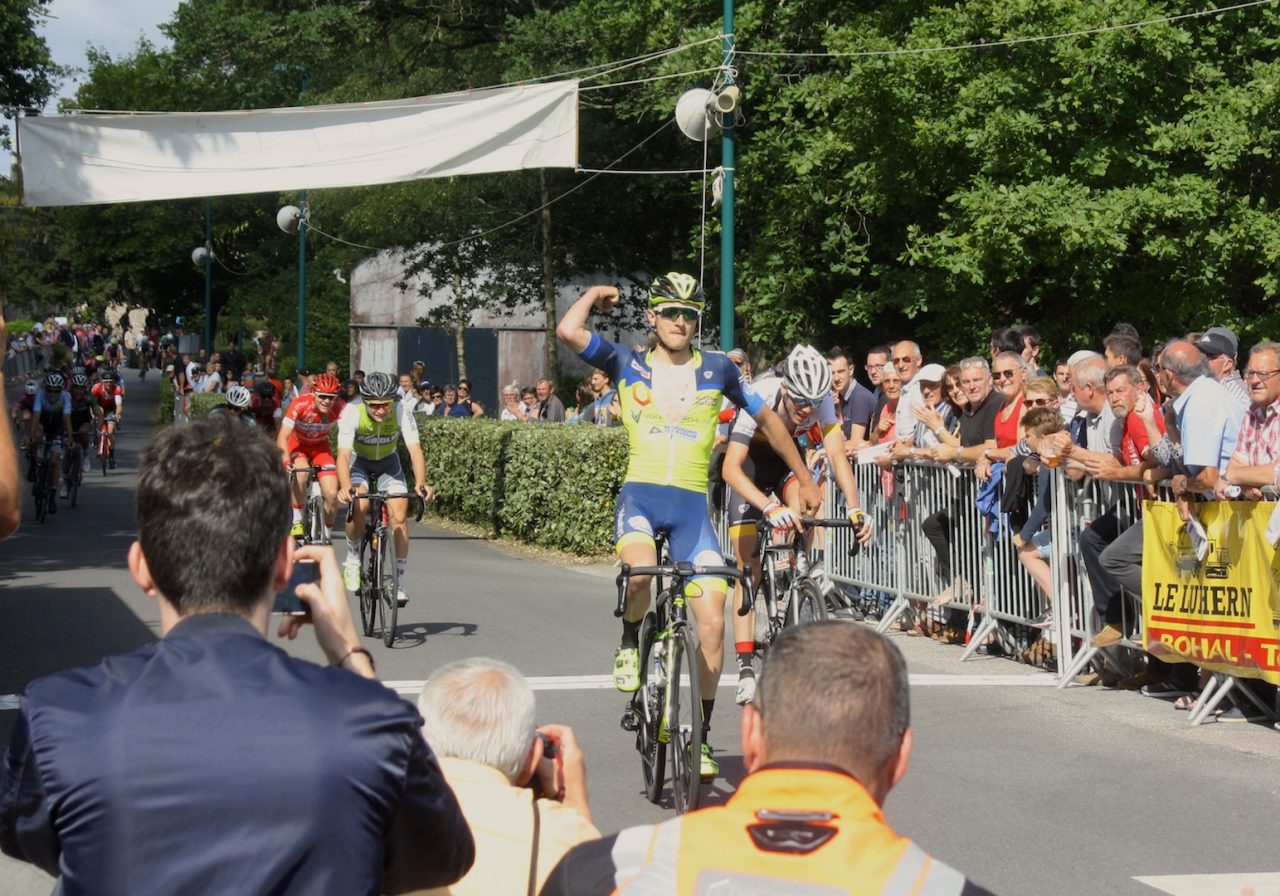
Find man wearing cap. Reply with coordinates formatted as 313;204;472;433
1195;326;1250;411
896;363;952;455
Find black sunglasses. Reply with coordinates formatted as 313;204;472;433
655;306;699;322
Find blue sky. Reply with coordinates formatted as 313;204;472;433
42;0;179;105
7;1;178;174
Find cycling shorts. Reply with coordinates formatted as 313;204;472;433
287;439;337;478
615;482;725;586
349;453;407;496
725;445;796;535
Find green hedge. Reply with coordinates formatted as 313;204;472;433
419;417;627;555
156;376;174;425
189;393;226;419
155;389;233;425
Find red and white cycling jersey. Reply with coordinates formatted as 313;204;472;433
282;393;347;446
90;382;122;415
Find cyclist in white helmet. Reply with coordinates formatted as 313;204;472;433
721;344;874;703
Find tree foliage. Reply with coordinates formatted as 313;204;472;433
9;0;1280;370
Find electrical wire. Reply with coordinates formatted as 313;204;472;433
427;118;677;252
305;221;383;252
580;66;724;92
737;0;1278;59
57;36;728;116
576;167;729;175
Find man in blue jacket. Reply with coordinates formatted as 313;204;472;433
0;416;474;895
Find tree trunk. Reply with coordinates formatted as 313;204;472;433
540;169;557;383
453;265;468;381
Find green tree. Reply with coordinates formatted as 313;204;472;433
1;0;61;149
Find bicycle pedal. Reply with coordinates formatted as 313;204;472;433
620;708;639;732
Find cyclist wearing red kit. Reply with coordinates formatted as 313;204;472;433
277;373;347;537
90;372;124;469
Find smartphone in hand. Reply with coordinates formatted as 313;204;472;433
272;559;318;616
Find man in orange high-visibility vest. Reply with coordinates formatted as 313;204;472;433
542;622;996;896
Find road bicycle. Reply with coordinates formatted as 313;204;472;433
29;441;55;524
752;516;863;650
346;491;424;647
64;437;86;509
96;415;115;476
617;532;752;814
287;462;336;545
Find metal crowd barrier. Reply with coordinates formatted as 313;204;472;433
711;454;1280;723
3;346;39;380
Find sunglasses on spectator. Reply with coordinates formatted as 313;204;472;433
1244;369;1280;381
892;356;916;365
655;306;699;322
1025;397;1055;407
993;369;1020;381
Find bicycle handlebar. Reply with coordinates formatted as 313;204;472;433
758;516;866;558
614;562;754;619
344;490;427;524
287;463;337;474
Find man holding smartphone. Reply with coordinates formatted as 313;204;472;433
0;416;474;894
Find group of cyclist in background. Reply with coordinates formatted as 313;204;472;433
207;367;435;609
13;361;125;516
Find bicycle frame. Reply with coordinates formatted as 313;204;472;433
754;516;863;639
287;462;338;544
616;537;753;812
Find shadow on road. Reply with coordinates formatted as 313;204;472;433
0;585;158;743
388;620;479;648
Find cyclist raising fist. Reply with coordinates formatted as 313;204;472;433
556;274;821;780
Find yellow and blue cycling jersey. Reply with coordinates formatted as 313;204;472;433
578;334;763;495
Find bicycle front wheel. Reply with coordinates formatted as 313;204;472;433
378;526;399;647
636;612;665;804
667;624;703;814
358;538;376;637
99;433;108;476
788;577;829;627
305;494;327;545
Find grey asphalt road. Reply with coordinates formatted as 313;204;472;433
3;372;1280;896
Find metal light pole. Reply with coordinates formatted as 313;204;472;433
719;0;735;351
276;64;310;369
203;199;212;350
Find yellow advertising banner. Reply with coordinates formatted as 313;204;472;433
1142;500;1280;684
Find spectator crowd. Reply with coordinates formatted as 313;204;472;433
782;322;1280;724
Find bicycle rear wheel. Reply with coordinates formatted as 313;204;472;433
667;625;703;814
34;465;48;524
378;525;399;647
635;611;666;804
69;455;81;508
358;538;376;637
788;577;828;627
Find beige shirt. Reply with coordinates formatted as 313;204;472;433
412;757;599;896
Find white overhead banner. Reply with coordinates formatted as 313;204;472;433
18;80;580;207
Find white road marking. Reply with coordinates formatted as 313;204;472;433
380;672;1058;697
0;673;1059;706
2;675;1059;711
1135;872;1280;895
